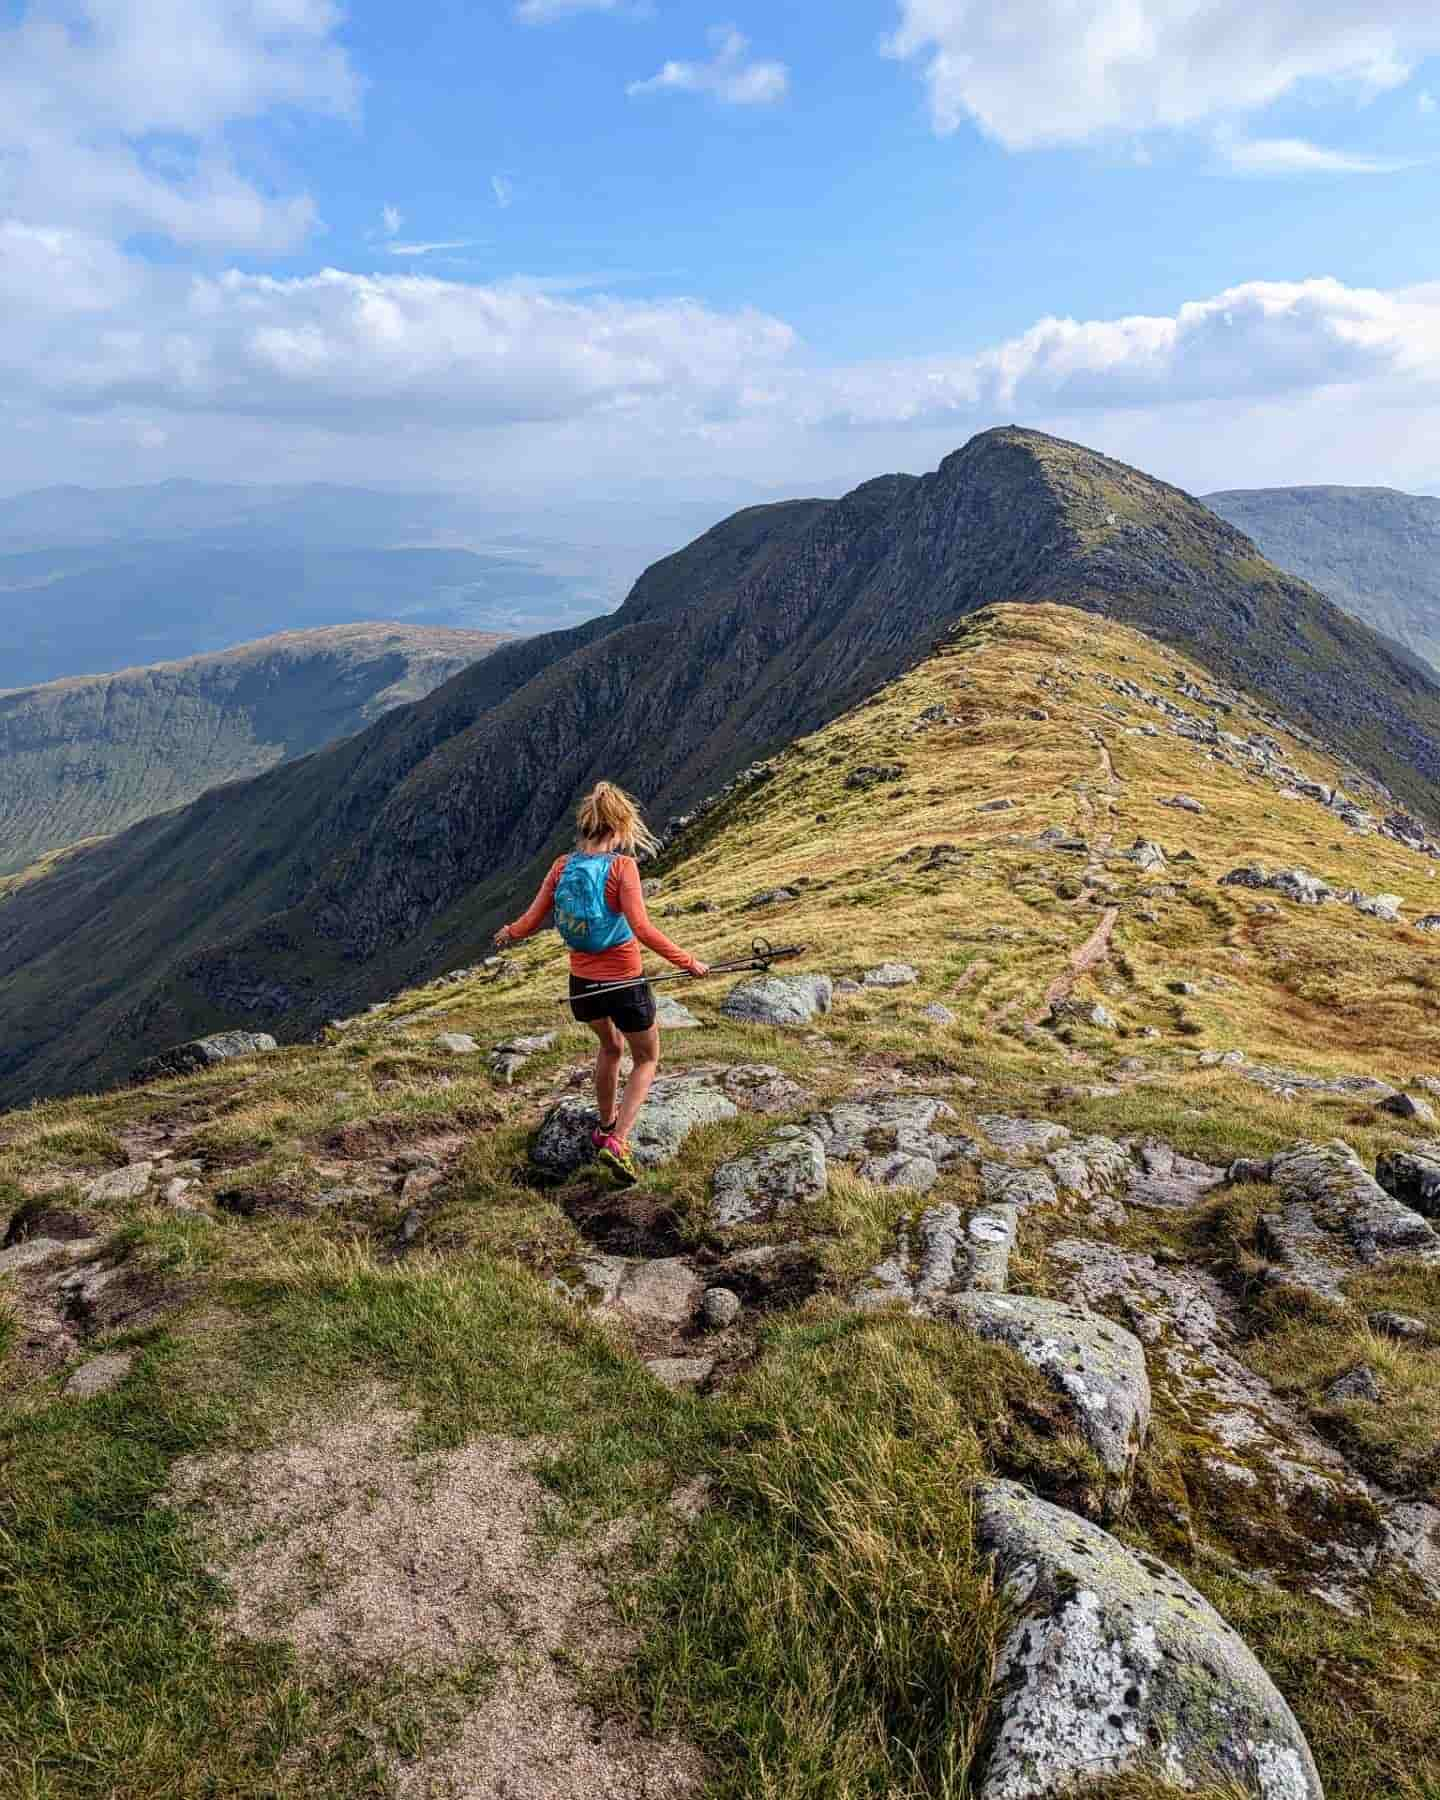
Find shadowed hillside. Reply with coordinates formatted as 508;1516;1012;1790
0;624;508;875
5;604;1440;1800
6;427;1440;1106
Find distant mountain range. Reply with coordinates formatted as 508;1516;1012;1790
6;426;1440;1106
0;478;708;686
1206;485;1440;672
0;624;506;876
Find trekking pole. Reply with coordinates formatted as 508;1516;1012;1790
552;936;808;1005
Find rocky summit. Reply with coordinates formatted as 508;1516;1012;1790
8;427;1440;1109
5;597;1440;1798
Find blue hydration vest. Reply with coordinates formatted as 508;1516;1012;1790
552;852;635;953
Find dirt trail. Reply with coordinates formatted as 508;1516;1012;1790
1027;906;1120;1027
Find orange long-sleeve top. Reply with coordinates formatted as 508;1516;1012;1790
506;853;703;980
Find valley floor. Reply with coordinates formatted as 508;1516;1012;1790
4;606;1440;1799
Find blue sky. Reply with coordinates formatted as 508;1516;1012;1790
4;0;1440;510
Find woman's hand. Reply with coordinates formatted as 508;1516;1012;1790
688;961;709;978
493;926;514;951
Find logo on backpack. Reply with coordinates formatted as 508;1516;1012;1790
552;853;634;954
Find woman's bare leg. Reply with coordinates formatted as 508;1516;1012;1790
585;1018;624;1125
615;1025;660;1144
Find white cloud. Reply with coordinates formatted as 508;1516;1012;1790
0;0;359;250
628;27;788;106
5;240;1440;500
884;0;1440;148
515;0;626;20
386;240;479;256
492;175;514;209
382;204;404;235
1219;135;1418;175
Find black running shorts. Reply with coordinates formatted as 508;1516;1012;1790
569;974;658;1032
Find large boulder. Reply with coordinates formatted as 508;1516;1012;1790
1262;1139;1440;1300
712;1126;827;1232
131;1031;278;1084
721;973;833;1027
530;1076;737;1179
1376;1146;1440;1218
936;1295;1150;1480
974;1481;1324;1800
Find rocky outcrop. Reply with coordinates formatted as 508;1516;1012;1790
531;1077;737;1179
974;1481;1324;1800
487;1031;554;1081
1261;1140;1440;1301
131;1031;278;1084
807;1093;972;1191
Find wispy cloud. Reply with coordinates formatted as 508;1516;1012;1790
628;26;788;106
1220;135;1419;175
492;174;514;209
381;203;404;235
1421;90;1438;115
515;0;628;21
387;239;479;256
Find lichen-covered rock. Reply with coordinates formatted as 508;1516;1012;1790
712;1127;826;1232
975;1481;1324;1800
845;763;903;791
131;1031;278;1083
64;1351;135;1398
700;1063;810;1114
981;1164;1058;1211
434;1032;480;1056
721;973;833;1026
1126;1139;1226;1209
938;1296;1150;1479
700;1286;742;1329
1262;1140;1440;1299
1049;998;1117;1030
486;1030;553;1080
1324;1365;1383;1404
655;995;703;1028
1379;1091;1437;1124
645;1356;714;1390
1376;1146;1440;1217
855;1201;1016;1308
862;962;919;987
1045;1135;1131;1205
922;1001;956;1023
978;1116;1069;1155
530;1077;737;1179
808;1093;971;1191
84;1164;153;1205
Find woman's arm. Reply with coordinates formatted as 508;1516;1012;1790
613;858;708;974
495;858;563;948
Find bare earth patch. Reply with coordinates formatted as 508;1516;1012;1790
169;1397;701;1800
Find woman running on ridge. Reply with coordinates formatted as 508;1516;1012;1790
494;781;708;1185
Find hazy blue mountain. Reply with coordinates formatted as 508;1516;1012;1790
0;479;713;684
1205;485;1440;671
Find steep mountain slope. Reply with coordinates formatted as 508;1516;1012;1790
1207;485;1440;671
5;604;1440;1800
7;426;1440;1107
0;624;508;876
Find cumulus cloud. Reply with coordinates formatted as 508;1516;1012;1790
884;0;1440;148
1219;136;1420;175
628;27;788;105
0;0;359;249
4;240;1440;497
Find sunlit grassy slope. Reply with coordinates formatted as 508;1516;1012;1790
5;603;1440;1800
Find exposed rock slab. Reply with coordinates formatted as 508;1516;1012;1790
855;1201;1017;1309
937;1295;1150;1479
654;996;703;1029
64;1350;135;1398
808;1093;972;1191
975;1481;1323;1800
978;1116;1069;1155
487;1030;554;1081
84;1164;153;1205
1262;1140;1440;1300
561;1255;702;1325
1126;1139;1226;1209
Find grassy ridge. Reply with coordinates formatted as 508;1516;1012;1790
4;602;1440;1796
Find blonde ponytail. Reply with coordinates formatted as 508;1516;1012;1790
576;781;661;858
